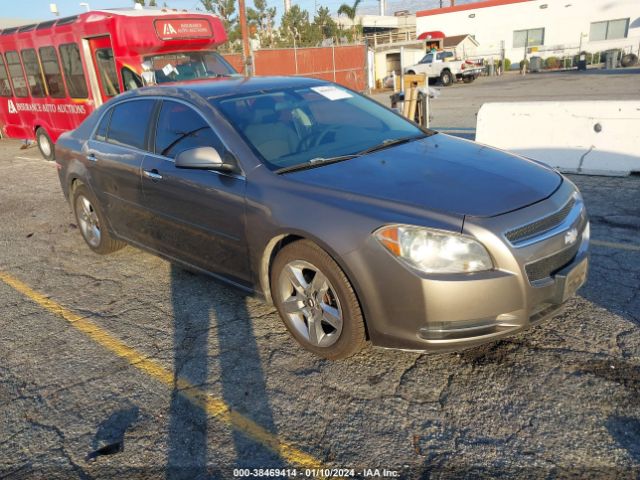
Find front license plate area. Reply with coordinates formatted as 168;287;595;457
559;257;588;303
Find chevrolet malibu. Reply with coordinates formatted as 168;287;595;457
55;77;589;360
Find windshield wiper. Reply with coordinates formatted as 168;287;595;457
275;154;359;174
356;133;429;156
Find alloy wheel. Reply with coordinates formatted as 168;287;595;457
75;195;101;247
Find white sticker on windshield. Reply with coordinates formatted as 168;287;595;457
162;63;176;76
311;85;352;101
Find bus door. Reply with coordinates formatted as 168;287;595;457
88;36;120;103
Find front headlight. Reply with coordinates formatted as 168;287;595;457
375;225;494;274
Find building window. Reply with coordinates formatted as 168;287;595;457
589;18;629;41
513;28;545;48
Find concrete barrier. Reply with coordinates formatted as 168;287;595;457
475;101;640;176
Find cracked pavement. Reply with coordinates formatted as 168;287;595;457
1;124;639;478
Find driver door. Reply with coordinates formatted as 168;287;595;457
140;100;250;284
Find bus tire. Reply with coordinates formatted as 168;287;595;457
36;127;55;161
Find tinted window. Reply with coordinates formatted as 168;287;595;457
39;46;66;98
94;108;113;142
0;57;12;97
107;99;155;150
5;51;28;97
154;101;224;159
59;44;88;98
95;48;120;97
20;49;46;97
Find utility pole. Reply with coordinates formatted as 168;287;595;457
238;0;252;76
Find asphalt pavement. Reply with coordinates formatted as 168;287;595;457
0;126;639;476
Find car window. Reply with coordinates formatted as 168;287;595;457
437;52;453;60
94;108;113;142
420;54;433;64
154;100;224;159
106;99;155;150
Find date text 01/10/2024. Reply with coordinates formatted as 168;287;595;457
232;468;400;477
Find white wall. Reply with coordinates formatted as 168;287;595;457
416;0;640;64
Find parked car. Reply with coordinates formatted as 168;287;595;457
405;51;483;86
56;77;589;359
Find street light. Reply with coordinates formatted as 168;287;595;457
79;3;90;11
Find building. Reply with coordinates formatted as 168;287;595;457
415;0;640;66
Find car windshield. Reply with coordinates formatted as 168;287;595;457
145;51;236;83
421;54;434;63
213;85;428;171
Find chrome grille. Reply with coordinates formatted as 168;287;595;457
506;197;575;244
525;243;580;283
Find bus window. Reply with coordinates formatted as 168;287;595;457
95;49;120;97
39;46;66;98
122;67;142;91
5;51;28;98
0;57;12;97
21;49;47;97
59;44;88;99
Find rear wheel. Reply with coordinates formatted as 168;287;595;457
271;240;367;360
72;184;125;254
440;69;453;86
463;75;476;83
35;127;55;161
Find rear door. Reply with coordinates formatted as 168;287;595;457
85;98;157;242
88;36;120;102
140;100;250;284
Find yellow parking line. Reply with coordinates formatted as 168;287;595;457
591;239;640;252
0;270;323;470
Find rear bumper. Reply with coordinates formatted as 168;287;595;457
345;181;589;352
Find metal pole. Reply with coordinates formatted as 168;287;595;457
238;0;251;76
332;45;336;82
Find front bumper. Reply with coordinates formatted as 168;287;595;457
345;180;589;352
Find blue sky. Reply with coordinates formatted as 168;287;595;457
4;0;473;22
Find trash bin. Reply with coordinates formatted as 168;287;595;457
529;56;543;73
605;50;618;69
577;52;587;71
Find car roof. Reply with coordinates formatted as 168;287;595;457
125;76;331;102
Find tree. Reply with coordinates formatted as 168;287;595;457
313;6;338;42
200;0;240;51
337;0;362;40
279;5;310;46
247;0;277;48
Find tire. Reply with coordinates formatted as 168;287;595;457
35;127;55;161
406;70;416;75
270;240;367;360
72;183;125;254
463;75;476;83
440;69;453;87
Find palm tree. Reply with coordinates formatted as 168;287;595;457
337;0;362;40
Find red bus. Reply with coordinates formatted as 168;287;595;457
0;8;234;159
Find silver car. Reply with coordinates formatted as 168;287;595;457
55;77;589;359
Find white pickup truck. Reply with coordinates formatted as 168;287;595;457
404;51;483;86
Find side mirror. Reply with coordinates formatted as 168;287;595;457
175;147;235;172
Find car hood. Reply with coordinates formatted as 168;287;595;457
285;133;562;218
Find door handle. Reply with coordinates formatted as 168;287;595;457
86;153;97;162
143;169;163;180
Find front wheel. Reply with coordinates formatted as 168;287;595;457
271;240;367;360
35;127;55;161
